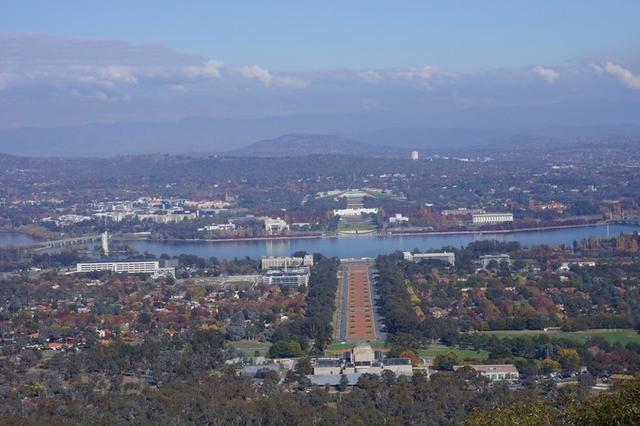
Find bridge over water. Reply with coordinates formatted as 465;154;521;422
34;234;103;250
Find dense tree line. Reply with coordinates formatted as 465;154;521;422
376;253;459;345
459;333;640;376
269;255;340;356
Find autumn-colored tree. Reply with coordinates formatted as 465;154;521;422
466;400;554;426
539;358;561;375
399;349;422;367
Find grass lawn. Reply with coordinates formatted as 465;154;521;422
417;345;489;361
230;340;272;356
474;329;640;345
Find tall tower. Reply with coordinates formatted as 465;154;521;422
410;150;419;161
101;231;110;257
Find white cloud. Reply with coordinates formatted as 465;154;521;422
99;66;138;84
238;65;273;86
603;61;640;89
533;65;559;83
185;59;224;79
358;70;384;83
276;76;309;89
396;66;442;81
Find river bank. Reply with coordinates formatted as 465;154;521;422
115;221;610;244
115;223;640;261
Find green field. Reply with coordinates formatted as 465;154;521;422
474;329;640;345
230;340;272;356
417;345;489;361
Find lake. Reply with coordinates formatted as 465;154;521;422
0;232;41;247
2;224;638;260
121;224;639;260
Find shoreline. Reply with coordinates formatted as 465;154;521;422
115;221;614;244
1;221;632;248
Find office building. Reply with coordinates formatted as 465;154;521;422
261;255;314;270
453;364;519;382
410;150;419;161
76;261;160;274
262;267;310;287
472;213;514;225
403;251;456;266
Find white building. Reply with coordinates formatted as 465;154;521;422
388;213;409;224
453;364;519;382
472;213;514;225
137;213;197;224
261;255;314;270
199;223;236;232
479;254;511;268
262;267;310;287
76;261;160;274
263;217;289;235
410;150;419;161
333;208;378;217
403;251;456;266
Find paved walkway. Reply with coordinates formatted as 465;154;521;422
344;264;377;341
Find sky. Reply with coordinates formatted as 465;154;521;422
2;1;639;70
0;1;639;132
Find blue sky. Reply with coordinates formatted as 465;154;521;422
2;0;639;70
0;1;639;130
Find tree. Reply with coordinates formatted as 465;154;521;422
539;358;561;375
433;352;460;371
267;340;303;358
295;357;313;375
558;348;581;374
567;376;640;425
338;374;349;392
467;400;554;426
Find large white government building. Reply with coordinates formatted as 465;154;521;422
76;261;160;274
403;251;456;266
472;213;514;225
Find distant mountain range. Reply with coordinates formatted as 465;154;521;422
0;114;638;158
223;133;403;158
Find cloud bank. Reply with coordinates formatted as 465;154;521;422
0;33;639;129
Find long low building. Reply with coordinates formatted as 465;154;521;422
262;267;310;287
403;251;456;266
261;255;314;270
453;364;519;381
76;261;174;278
472;213;514;225
333;208;379;217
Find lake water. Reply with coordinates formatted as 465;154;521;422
2;225;638;260
121;224;639;260
0;232;40;247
